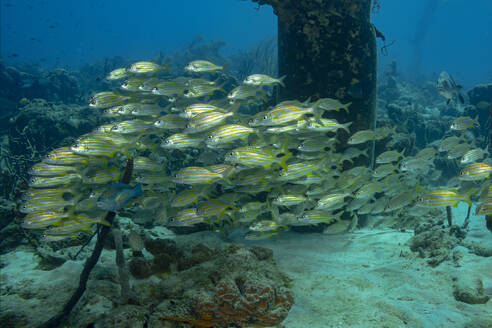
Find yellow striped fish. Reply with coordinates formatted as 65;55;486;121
128;61;169;74
172;187;209;207
249;220;281;232
110;119;152;134
315;193;350;210
227;85;266;103
205;124;255;147
133;157;163;173
23;187;74;200
460;148;488;165
106;68;128;80
294;210;341;226
197;199;235;218
153;114;187;130
259;104;319;126
172;167;223;185
83;167;121;184
44;147;89;165
277;162;317;181
305;118;352;133
20;197;76;213
152;78;189;97
181;103;226;119
161;133;202;149
185;60;223;73
185;111;233;134
89;91;131;109
459;163;492;181
243;74;286;87
168;208;204;227
272;194;307;206
417;189;473;207
28;162;78;177
128;103;163;117
70;137;122;158
225;146;291;171
206;164;236;178
476;197;492;215
22;211;69;229
28;174;82;188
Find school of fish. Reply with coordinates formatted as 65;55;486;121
20;59;492;241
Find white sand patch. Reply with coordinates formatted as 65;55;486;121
238;203;492;327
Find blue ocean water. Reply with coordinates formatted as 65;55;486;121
2;0;492;86
1;1;491;327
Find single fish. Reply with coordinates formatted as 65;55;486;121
375;149;405;164
44;147;89;165
153;114;187;130
22;211;69;229
185;111;234;134
128;61;170;75
273;194;307;206
243;74;286;87
313;98;351;113
28;162;78;177
28;174;82;188
460;148;488;165
106;68;128;80
348;130;376;145
89;91;131;109
417;189;473;207
227;85;266;103
225;146;291;171
459;163;492;181
185;60;223;73
70;136;123;158
436;71;465;105
110;119;152;134
206;124;256;147
161;133;203;149
167;208;204;227
172;166;224;185
450;116;479;131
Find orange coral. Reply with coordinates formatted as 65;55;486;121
163;278;293;327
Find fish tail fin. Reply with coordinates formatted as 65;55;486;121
342;121;353;134
161;58;172;73
216;82;227;94
277;75;286;88
341;101;352;114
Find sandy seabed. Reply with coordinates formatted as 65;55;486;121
236;203;492;328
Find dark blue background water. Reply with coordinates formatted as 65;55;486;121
2;0;491;87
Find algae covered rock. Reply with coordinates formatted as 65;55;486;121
126;236;295;327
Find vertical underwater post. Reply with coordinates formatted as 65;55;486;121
251;0;376;228
276;0;377;137
251;0;377;156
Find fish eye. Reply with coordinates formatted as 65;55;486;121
207;135;213;139
263;115;268;120
169;218;175;222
